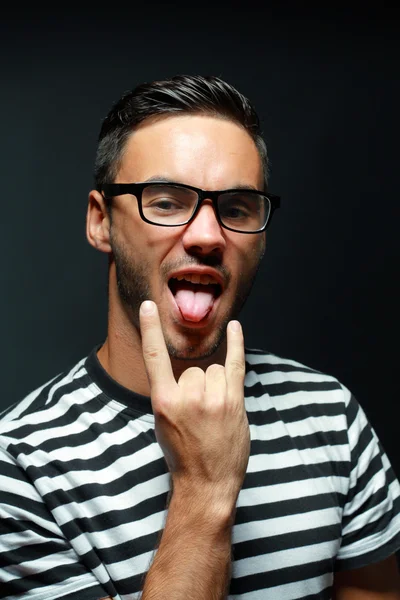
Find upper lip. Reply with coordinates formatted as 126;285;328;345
168;267;225;289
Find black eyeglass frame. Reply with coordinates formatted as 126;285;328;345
101;181;281;234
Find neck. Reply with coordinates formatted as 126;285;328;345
96;289;227;400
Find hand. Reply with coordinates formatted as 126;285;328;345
139;301;250;509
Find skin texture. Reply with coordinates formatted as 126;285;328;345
87;114;260;598
87;114;266;394
139;303;249;599
86;114;400;599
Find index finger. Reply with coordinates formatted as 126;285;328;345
139;300;176;394
225;320;246;392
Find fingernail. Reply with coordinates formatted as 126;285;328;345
141;300;154;315
229;320;241;332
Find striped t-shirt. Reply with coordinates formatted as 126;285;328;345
1;344;399;600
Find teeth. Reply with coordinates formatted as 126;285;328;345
174;273;217;285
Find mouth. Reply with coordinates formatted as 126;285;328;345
168;272;223;324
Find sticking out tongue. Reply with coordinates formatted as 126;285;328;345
173;281;217;322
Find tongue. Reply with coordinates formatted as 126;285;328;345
175;287;215;322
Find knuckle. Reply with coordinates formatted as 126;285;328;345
229;358;245;375
178;368;205;405
152;397;169;417
206;394;226;413
187;366;205;377
206;364;225;378
179;366;204;383
142;345;161;361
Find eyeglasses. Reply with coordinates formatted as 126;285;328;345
101;181;281;234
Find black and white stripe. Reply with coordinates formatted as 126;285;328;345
1;345;399;599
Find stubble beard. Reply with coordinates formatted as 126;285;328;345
110;231;264;361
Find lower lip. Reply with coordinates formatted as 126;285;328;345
167;286;221;329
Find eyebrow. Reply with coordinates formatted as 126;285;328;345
142;175;261;192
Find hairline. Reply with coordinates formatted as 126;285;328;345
109;110;266;189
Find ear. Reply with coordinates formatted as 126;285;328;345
86;190;112;253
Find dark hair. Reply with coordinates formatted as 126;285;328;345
94;74;269;196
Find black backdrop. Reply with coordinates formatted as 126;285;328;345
1;6;399;486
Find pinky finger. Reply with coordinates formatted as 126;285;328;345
225;320;245;391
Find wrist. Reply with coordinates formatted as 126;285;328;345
170;478;238;530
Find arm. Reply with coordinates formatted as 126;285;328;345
141;488;233;598
139;301;249;599
333;389;400;599
333;555;400;599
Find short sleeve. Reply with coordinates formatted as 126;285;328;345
335;391;400;570
0;444;109;600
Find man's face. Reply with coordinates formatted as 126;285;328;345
109;114;266;360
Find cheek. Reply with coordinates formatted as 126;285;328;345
253;234;266;261
236;236;265;268
114;215;178;261
139;222;182;249
145;231;189;277
258;234;266;259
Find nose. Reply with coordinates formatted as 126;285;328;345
181;200;226;257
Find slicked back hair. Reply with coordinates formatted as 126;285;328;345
94;75;269;202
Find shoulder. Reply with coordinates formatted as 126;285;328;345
244;347;355;417
0;350;96;446
244;347;348;396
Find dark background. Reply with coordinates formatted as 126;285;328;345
1;3;399;489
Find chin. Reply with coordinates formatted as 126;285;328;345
164;326;225;361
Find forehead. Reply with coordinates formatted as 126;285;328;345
117;114;264;189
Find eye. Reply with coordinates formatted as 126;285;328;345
151;199;182;211
222;205;250;219
218;193;263;224
219;201;252;220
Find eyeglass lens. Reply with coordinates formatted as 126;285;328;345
141;184;270;232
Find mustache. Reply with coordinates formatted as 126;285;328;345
161;256;231;287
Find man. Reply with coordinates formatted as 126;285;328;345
0;75;399;600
